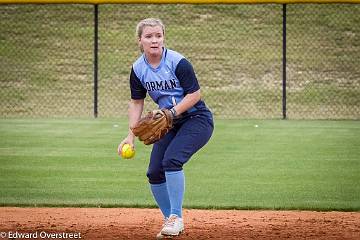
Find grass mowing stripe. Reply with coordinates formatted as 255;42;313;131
0;119;359;211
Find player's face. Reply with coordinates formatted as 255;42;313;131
139;25;164;57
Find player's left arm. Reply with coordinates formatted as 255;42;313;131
172;58;201;116
172;90;201;116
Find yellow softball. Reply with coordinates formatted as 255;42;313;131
121;144;135;159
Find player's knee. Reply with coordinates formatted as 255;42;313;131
146;168;166;184
162;158;183;172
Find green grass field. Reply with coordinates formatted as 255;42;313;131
0;118;359;211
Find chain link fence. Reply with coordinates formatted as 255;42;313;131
0;4;359;119
287;4;360;119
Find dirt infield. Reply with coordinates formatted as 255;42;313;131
0;208;359;240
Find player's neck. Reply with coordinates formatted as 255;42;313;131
145;52;162;69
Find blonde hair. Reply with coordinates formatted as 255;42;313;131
136;18;165;52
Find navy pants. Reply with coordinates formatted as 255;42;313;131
147;113;214;184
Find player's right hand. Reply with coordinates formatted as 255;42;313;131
117;136;135;156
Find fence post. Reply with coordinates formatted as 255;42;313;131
282;4;287;120
94;4;99;118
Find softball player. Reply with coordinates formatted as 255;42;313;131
118;18;214;238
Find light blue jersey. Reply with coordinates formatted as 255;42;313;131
130;48;208;114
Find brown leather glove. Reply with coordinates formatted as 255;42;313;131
131;109;174;145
